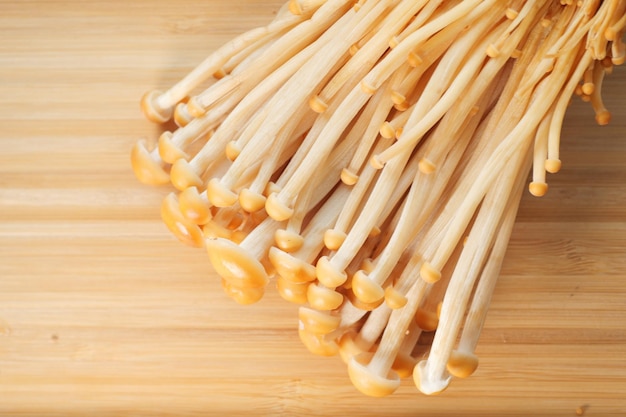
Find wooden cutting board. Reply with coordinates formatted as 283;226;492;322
1;1;625;415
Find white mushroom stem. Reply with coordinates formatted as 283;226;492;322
547;50;595;171
157;108;224;165
265;0;400;220
275;167;319;253
340;81;394;182
177;31;331;183
218;28;285;78
317;133;423;288
529;105;554;197
314;0;429;107
415;135;533;396
514;1;578;98
289;0;329;15
400;8;502;121
449;157;526;379
374;7;525;166
423;40;581;283
380;106;412;140
358;88;492;300
341;303;392;359
325;136;394;250
206;100;313;208
229;0;389;139
360;0;495;93
206;145;349;295
140;11;306;123
270;184;352;283
347;272;430;397
188;0;354;115
587;0;620;59
390;0;444;45
392;320;422;377
588;61;611;125
217;11;356;154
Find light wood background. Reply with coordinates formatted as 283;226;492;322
1;1;625;415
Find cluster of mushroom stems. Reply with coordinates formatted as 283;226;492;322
131;0;625;396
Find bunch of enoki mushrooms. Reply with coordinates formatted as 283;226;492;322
131;0;625;396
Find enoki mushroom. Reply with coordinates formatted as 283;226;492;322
131;0;626;396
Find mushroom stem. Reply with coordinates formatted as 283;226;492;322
266;0;401;220
140;11;306;123
529;104;554;197
348;273;430;397
449;155;526;380
374;4;527;167
588;60;611;125
314;0;430;107
318;135;426;289
547;50;595;171
355;87;493;303
361;0;496;93
270;184;352;287
325;136;393;251
415;136;533;395
341;81;394;183
423;41;581;284
340;303;392;362
187;0;354;116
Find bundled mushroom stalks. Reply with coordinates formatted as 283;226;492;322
131;0;625;396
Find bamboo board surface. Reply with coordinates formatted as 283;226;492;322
1;1;626;415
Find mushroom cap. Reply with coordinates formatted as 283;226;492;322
173;102;193;127
309;94;329;113
446;350;479;378
379;121;396;139
316;256;348;287
158;131;189;164
419;261;442;284
528;181;548;197
205;237;270;288
392;351;418;379
221;278;265;305
130;140;170;186
338;331;368;364
170;159;203;191
178;186;212;225
345;288;384;311
340;168;359;185
274;228;305;253
384;285;408;309
348;352;401;397
160;193;205;248
323;229;347;251
186;96;207;118
414;360;451;395
225;141;242;161
288;0;303;15
298;306;340;334
306;282;344;311
351;270;384;305
418;157;436;174
140;90;173;123
544;158;562;174
239;188;267;213
265;192;294;221
276;275;309;304
202;220;234;240
206;178;238;207
414;308;439;332
298;328;339;357
268;247;316;284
